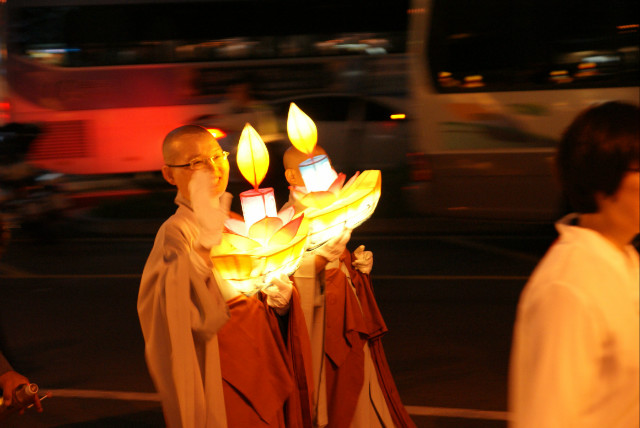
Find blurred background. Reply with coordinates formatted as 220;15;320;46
1;0;638;226
0;0;638;426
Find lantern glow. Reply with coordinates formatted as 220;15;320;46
284;103;382;249
210;212;310;295
299;154;338;192
236;123;277;227
209;123;311;295
240;188;277;229
237;123;269;189
287;103;317;155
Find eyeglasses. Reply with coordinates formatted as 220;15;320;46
166;151;229;170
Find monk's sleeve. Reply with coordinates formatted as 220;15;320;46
138;223;229;428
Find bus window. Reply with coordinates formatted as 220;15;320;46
1;0;410;176
426;0;639;93
405;0;638;222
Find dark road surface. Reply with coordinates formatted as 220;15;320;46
0;211;557;427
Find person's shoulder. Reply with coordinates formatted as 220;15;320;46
154;209;198;253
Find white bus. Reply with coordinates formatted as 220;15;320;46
0;0;409;176
404;0;639;222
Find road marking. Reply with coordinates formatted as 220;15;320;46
0;268;141;279
45;389;160;402
44;389;511;421
0;262;31;277
405;405;510;420
375;274;529;280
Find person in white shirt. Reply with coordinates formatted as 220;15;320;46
509;101;640;428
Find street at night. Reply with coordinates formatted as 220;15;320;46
0;209;557;428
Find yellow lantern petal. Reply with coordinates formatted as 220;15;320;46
268;213;304;246
287;103;317;155
248;216;284;244
277;205;295;225
237;123;269;188
328;173;347;195
299;191;337;209
223;232;262;252
224;217;248;236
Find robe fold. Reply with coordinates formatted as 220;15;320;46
323;250;416;428
218;288;314;428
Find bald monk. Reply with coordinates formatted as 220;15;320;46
283;147;416;428
138;125;312;428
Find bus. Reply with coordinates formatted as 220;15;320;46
0;0;409;177
404;0;639;222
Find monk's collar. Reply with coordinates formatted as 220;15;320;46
175;192;193;210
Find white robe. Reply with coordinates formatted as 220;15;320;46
509;214;640;428
138;192;230;428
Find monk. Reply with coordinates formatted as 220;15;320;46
138;125;312;428
283;147;416;428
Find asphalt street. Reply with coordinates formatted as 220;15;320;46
0;203;557;428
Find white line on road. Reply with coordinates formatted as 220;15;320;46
44;389;510;421
46;389;159;402
374;274;529;280
405;405;510;420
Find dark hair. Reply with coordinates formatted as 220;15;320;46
557;101;640;213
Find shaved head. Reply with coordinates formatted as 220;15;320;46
162;125;217;165
161;124;228;201
283;146;327;170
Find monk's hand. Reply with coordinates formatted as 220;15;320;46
189;169;232;249
352;245;373;274
315;228;352;262
263;273;293;315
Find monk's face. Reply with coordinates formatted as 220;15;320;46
162;134;229;202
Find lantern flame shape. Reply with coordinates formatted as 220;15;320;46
237;123;269;189
287;103;317;155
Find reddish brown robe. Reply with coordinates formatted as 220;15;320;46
323;249;416;428
217;288;314;428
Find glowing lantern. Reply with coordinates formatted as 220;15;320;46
209;123;311;295
237;123;277;228
294;170;381;249
298;154;338;192
285;104;382;249
287;102;317;155
287;102;338;192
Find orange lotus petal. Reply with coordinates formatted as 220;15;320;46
222;232;262;251
291;186;308;200
328;172;346;194
299;191;337;209
210;253;254;280
248;217;284;242
340;171;360;194
209;236;240;256
277;205;295;224
268;213;304;246
224;218;248;236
